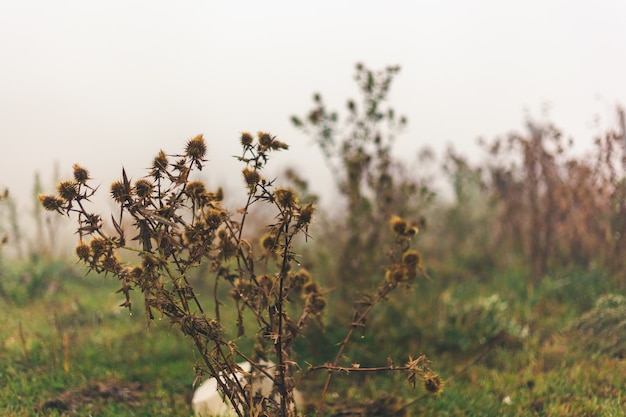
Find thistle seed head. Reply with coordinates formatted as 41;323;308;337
75;241;91;262
240;132;254;147
402;250;421;267
390;215;407;235
151;150;169;177
110;180;131;203
39;194;65;212
274;187;297;208
303;280;320;295
185;134;207;160
298;203;315;226
242;167;261;187
134;179;154;199
72;164;90;184
185;181;207;200
424;373;444;394
260;233;276;251
258;132;273;147
57;180;79;201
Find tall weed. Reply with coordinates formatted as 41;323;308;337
40;133;439;416
291;63;434;298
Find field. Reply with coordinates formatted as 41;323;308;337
2;65;626;416
2;250;625;416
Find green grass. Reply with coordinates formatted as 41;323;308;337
0;262;196;416
1;257;625;416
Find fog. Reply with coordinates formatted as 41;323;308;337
2;0;626;214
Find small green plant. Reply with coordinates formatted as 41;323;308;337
40;133;438;416
437;292;527;353
566;293;626;358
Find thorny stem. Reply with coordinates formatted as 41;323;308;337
191;335;247;417
318;282;396;413
309;364;411;373
276;218;294;416
399;343;493;413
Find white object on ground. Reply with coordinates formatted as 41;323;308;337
191;360;302;417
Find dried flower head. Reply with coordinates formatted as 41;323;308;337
423;372;444;394
142;253;161;270
258;132;273;147
240;132;254;147
298;203;315;226
219;234;237;259
270;140;289;151
204;209;223;229
303;280;320;295
57;180;79;201
231;278;254;301
186;134;207;160
306;292;326;316
260;233;277;251
390;215;407;235
184;222;204;245
185;180;207;201
134;178;154;199
89;237;108;259
129;266;144;279
110;180;131;203
217;228;228;240
258;274;273;289
385;265;406;285
292;268;311;290
72;164;90;184
274;187;297;208
75;241;91;262
102;253;122;274
402;250;421;267
39;194;65;212
242;167;261;187
151;150;169;178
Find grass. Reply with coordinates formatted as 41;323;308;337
2;250;625;416
1;263;196;416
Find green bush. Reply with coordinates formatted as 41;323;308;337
436;293;528;353
566;293;626;358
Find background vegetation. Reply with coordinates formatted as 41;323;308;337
2;64;625;416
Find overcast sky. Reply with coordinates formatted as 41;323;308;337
2;0;626;213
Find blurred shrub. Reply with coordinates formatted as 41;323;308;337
292;63;434;297
0;257;79;305
566;293;626;358
480;118;626;281
436;292;528;353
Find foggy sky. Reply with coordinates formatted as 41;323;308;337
2;0;626;214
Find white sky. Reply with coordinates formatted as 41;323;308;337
2;0;626;213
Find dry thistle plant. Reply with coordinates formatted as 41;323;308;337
40;133;438;416
291;63;434;299
482;116;626;279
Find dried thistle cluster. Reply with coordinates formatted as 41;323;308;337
384;215;423;285
39;130;438;416
39;132;320;416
